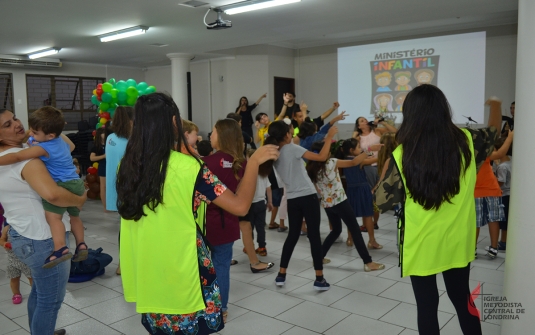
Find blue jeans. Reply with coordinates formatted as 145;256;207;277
210;242;233;312
9;228;70;335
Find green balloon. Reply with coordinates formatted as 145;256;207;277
137;89;146;96
108;78;116;86
102;82;113;93
108;103;118;113
110;89;118;99
137;82;148;91
117;91;128;105
101;92;112;103
91;95;100;106
126;97;137;106
100;102;110;111
110;109;116;118
96;123;102;129
126;86;139;98
116;80;128;92
145;86;156;94
126;79;137;87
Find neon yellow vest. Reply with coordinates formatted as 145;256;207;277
120;152;206;314
392;128;476;277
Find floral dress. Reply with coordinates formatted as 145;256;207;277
142;164;227;335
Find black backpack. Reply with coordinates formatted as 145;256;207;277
69;248;113;281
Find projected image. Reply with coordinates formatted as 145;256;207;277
370;56;440;113
338;32;486;124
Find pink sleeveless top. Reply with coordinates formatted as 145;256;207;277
359;131;381;166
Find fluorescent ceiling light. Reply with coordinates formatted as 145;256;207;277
223;0;301;15
28;48;61;59
99;26;148;42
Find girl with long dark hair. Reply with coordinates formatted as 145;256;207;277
306;141;385;271
90;127;111;212
375;85;502;335
264;120;337;290
235;93;267;139
353;116;397;230
116;93;279;335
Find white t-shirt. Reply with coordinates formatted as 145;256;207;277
0;147;51;240
315;159;347;208
496;159;512;197
253;176;271;204
273;143;316;199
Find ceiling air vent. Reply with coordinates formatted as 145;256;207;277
0;55;62;68
179;1;210;8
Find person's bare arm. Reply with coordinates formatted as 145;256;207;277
486;97;502;130
372;157;391;193
255;93;267;105
90;152;106;162
60;134;75;152
335;152;369;168
212;145;280;216
0;146;47;166
276;94;291;121
489;130;513;160
320;102;340;120
266;186;273;212
22;159;86;208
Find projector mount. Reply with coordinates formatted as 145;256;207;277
204;8;232;30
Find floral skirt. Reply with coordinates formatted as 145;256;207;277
141;231;224;335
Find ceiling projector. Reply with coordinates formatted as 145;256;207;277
206;8;232;30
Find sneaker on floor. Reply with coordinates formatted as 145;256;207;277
486;246;498;259
275;276;286;286
498;242;506;251
313;279;330;291
322;258;331;264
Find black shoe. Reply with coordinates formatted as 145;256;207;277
250;261;274;273
374;224;379;230
54;329;66;335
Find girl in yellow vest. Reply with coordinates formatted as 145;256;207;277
115;93;279;335
375;85;501;335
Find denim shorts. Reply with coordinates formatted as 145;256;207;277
475;196;505;228
271;188;284;207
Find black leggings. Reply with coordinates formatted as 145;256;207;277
280;194;323;270
323;200;372;264
410;264;482;335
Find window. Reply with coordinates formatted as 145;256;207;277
26;75;105;131
0;73;15;112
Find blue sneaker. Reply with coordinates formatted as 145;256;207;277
313;279;330;291
275;276;286;286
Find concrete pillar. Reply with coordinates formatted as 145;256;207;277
167;53;193;117
500;0;535;333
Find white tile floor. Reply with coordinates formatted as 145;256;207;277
0;199;505;334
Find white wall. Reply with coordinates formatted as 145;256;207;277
0;62;144;127
143;66;172;96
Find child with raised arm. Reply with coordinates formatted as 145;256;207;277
0;107;87;268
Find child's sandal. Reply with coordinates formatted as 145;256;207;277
43;246;72;269
72;242;89;262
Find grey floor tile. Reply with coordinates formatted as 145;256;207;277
287;284;352;306
233;289;303;317
0;282;31;304
336;272;397;295
228;280;265;304
469;267;505;286
380;302;454;331
324;313;404;335
109;314;149;335
440;316;501;335
62;284;122;309
219;311;293;335
249;273;310;294
330;290;400;319
0;313;21;334
62;318;122;335
281;326;321;335
275;301;350;333
54;303;91;329
80;295;137;325
0;294;28;319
